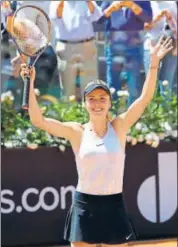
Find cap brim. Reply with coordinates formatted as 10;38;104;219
84;85;111;98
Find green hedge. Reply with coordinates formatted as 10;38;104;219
1;85;177;151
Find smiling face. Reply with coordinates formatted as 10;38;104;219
85;88;111;119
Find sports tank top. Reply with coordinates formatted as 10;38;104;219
75;122;126;195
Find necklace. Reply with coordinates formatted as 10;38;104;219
89;124;108;146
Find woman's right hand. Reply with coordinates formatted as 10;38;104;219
20;64;36;83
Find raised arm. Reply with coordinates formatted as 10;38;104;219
20;65;81;141
102;1;152;21
113;36;174;133
87;1;103;22
128;1;153;23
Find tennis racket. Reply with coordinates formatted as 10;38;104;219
10;5;51;110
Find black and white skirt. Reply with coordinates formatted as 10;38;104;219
64;191;136;245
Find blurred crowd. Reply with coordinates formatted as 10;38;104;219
1;1;177;108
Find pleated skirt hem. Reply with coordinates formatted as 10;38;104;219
64;191;136;245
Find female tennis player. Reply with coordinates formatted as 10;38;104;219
21;35;173;247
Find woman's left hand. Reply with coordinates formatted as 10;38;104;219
150;36;174;65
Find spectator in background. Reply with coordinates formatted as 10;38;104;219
96;1;103;7
144;1;177;96
2;1;58;96
1;2;11;61
1;1;22;105
1;1;17;64
97;1;152;105
49;1;103;100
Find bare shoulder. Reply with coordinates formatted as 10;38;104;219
68;122;85;154
38;118;84;141
65;121;84;130
111;116;125;133
110;117;127;150
65;121;84;137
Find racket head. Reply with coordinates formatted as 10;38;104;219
10;5;52;57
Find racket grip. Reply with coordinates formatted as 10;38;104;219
22;76;31;110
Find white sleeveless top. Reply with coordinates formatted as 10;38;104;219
75;123;126;195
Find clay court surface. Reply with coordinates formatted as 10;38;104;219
35;238;177;247
128;238;178;247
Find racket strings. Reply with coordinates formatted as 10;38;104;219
11;7;50;56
